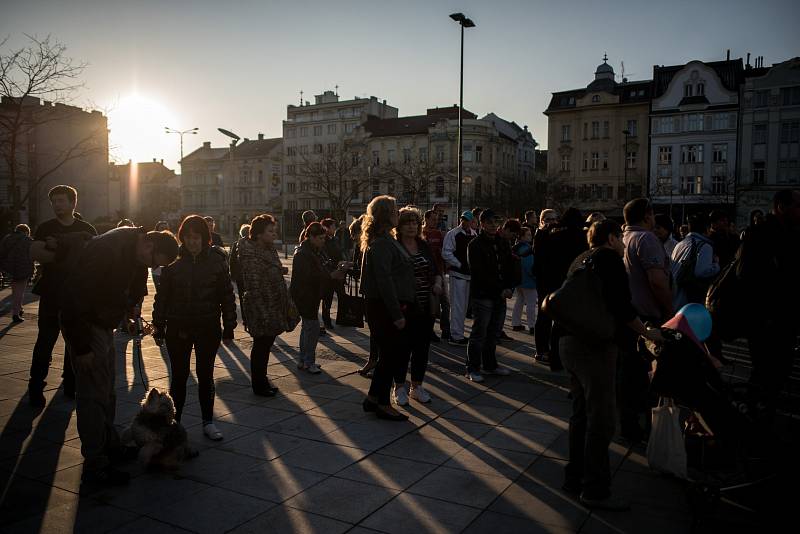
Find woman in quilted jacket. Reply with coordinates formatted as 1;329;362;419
238;214;296;396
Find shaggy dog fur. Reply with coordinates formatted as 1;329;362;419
121;388;196;469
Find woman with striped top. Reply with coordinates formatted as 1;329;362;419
392;207;443;405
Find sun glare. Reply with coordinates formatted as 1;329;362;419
109;93;179;168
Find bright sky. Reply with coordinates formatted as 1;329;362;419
3;0;799;171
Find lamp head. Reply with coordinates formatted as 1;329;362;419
450;12;465;22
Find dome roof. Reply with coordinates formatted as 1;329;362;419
594;55;615;81
595;62;614;74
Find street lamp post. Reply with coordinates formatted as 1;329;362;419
217;128;241;238
450;12;475;218
165;127;199;163
621;129;631;202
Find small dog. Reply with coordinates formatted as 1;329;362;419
121;388;197;469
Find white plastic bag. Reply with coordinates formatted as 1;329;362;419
646;397;688;479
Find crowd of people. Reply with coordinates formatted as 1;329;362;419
2;182;798;510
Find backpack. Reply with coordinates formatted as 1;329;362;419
705;258;743;341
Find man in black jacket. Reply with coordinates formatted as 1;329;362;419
29;185;98;406
465;209;517;382
58;227;179;485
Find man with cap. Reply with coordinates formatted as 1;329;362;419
465;209;518;381
442;210;477;345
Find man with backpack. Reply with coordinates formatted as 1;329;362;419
670;213;720;309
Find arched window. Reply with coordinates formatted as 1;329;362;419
592;95;600;103
696;83;705;96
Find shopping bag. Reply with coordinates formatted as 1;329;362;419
336;275;365;328
646;397;688;479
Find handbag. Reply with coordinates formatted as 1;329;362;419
541;254;614;343
336;274;365;328
646;397;688;479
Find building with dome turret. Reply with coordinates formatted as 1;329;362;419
544;56;651;214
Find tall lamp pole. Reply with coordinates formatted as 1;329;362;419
165;127;199;163
622;129;631;202
450;12;475;219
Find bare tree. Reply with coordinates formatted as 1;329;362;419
541;173;575;213
380;156;456;207
295;141;371;219
0;34;104;224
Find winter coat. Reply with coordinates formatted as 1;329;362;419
290;240;332;319
360;234;416;322
238;238;296;337
153;245;237;331
468;231;518;300
513;241;536;289
534;224;588;294
0;230;33;281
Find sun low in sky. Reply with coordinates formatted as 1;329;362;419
108;93;181;168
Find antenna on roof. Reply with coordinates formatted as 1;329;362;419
620;61;625;81
335;84;339;97
299;90;304;106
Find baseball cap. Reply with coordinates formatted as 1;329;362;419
460;211;474;221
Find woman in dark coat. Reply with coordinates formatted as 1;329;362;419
0;224;33;322
290;222;348;374
238;214;296;396
153;215;237;441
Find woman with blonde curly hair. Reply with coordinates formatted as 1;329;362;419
359;196;414;421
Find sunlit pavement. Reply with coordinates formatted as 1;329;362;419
0;264;760;533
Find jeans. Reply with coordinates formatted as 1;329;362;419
466;297;506;373
448;275;470;341
250;334;276;391
30;295;74;392
560;335;618;499
511;287;538;329
395;308;435;384
366;299;408;405
166;323;221;422
64;324;119;471
299;317;320;366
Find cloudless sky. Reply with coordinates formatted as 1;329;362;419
3;0;799;171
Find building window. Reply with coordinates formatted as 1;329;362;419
436;146;445;162
712;171;727;195
753;90;770;108
778;121;800;184
372;178;380;196
387;179;395;194
681;144;704;163
303;199;311;209
602;151;608;169
603;121;609;138
582;152;588;170
475;145;483;162
591;121;600;139
288;200;298;210
561;125;571;142
287;146;297;156
463;142;473;162
419;147;428;162
781;86;800;106
300;127;308;137
752;161;766;184
474;176;482;199
286;128;296;138
313;125;322;136
403;148;411;163
684;84;693;97
372;151;380;166
712;144;728;163
345;123;355;133
592;95;600;103
299;145;309;155
658;146;672;164
626;151;637;169
687;113;704;131
712;113;734;130
591;151;599;170
313;144;323;154
697;83;705;96
626;119;638;136
435;176;445;197
327;124;337;134
681;175;703;195
327;143;337;153
560;155;570;171
387;149;396;164
583;123;588;139
753;124;768;144
287;182;296;193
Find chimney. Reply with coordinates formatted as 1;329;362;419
160;159;164;165
258;133;264;140
153;158;156;163
746;52;751;67
203;141;211;149
726;49;730;61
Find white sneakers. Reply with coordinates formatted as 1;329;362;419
409;385;431;403
393;384;432;405
203;422;223;441
467;372;485;383
392;384;409;406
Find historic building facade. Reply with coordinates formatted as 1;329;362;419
108;159;180;228
649;59;744;221
544;57;650;215
737;57;800;227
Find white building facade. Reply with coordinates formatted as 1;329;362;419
649;59;744;220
